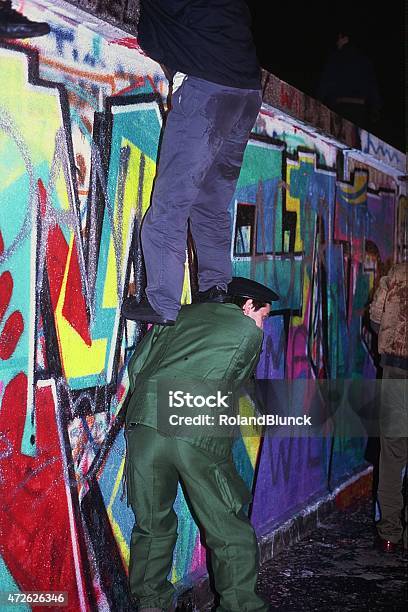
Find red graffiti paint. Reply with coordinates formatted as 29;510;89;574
0;235;24;360
46;225;69;312
0;270;13;322
0;310;24;360
0;374;85;611
62;238;92;346
38;179;47;216
109;36;139;50
43;197;92;347
114;76;146;97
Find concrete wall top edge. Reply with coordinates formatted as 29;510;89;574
26;0;406;170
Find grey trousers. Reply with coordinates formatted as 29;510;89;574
141;76;262;320
377;365;408;543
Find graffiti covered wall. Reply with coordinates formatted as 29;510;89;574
0;1;406;610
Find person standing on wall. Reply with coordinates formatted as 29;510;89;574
125;277;278;612
316;26;381;131
370;261;408;553
121;1;263;326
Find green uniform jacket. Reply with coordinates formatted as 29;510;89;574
126;303;263;457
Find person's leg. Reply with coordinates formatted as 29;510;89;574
174;440;268;612
126;424;179;610
377;365;408;544
141;78;261;320
189;89;262;292
377;436;408;542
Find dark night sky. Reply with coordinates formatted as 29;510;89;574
247;2;405;152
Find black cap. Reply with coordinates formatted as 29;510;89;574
227;276;279;303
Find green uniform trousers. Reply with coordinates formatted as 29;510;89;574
126;424;268;611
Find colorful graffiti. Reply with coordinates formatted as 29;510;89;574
0;2;406;610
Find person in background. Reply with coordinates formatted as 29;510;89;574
125;277;278;612
370;261;408;553
121;1;262;326
0;1;50;38
316;26;381;130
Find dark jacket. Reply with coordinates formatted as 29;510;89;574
137;0;261;89
127;303;263;456
317;43;381;110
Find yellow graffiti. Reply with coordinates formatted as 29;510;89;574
286;154;315;252
239;395;263;467
340;172;367;205
292;272;311;327
107;456;130;566
0;52;61;165
56;236;107;379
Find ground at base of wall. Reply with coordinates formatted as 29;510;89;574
177;497;407;611
257;498;407;611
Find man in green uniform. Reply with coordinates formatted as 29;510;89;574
125;277;277;611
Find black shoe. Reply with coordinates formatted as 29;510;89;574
195;285;231;304
0;1;50;39
121;296;176;326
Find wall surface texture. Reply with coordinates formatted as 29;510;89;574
64;0;140;32
0;2;406;611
